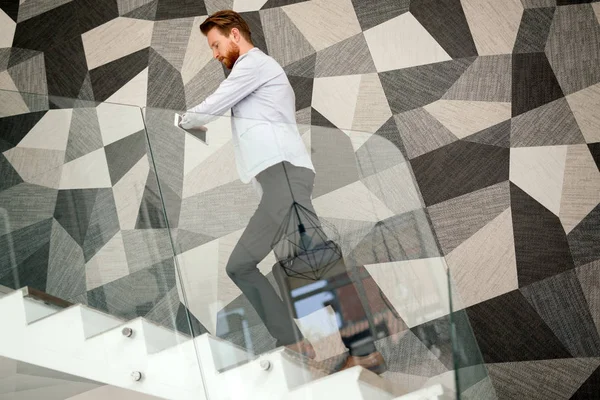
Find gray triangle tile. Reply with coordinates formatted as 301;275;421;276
0;111;48;153
121;228;174;274
260;7;315;67
0;241;50;291
443;55;512;102
261;0;309;9
394;108;457;159
146;48;185;109
65;107;104;162
117;0;155;16
522;269;600;357
521;0;555;7
568;203;600;268
284;53;316;78
545;4;600;95
428;181;510;254
7;47;42;69
104;129;147;185
54;189;98;246
83;188;120;262
464;119;511;148
351;0;409;31
151;17;195;71
511;98;586;147
46;219;86;300
380;58;475;114
314;33;376;78
0;48;11;71
0;183;57;237
123;0;158;20
0;152;23;192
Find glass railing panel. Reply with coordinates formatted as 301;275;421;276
142;107;491;398
0;89;206;398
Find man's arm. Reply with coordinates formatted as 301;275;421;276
179;56;263;129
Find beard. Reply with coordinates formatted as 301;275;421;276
220;42;240;70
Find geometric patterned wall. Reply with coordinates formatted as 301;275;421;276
1;0;600;398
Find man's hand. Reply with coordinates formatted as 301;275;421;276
179;112;208;132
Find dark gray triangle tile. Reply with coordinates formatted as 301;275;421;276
410;0;478;58
154;0;206;20
105;130;147;185
380;57;475;114
0;241;50;291
75;0;119;34
512;52;564;117
589;143;600;171
288;75;313;110
463;119;511;148
351;0;409;31
46;220;86;301
146;48;185;109
8;52;48;99
510;183;576;286
0;110;47;152
176;302;208;337
124;0;158;20
0;48;11;71
443;55;512;102
568;203;600;268
284;53;316;78
90;47;150;103
514;7;556;53
135;170;181;229
465;290;572;362
0;1;18;22
261;0;309;9
521;0;556;7
12;2;79;51
570;365;600;399
54;189;98;246
77;73;95;102
0;218;52;287
511;98;586;147
0;183;58;238
522;270;600;357
83;188;120;262
557;0;600;6
65;108;103;162
240;11;268;56
44;35;88;99
410;141;510;207
311;107;336;129
546;4;600;95
314;33;376;77
0;152;23;191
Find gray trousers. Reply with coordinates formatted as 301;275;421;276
225;162;318;346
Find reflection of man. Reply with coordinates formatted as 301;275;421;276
180;11;385;372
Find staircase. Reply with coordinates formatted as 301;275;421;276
0;289;446;400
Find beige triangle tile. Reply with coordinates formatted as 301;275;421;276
351;73;392;134
17;109;72;151
233;0;268;12
312;74;361;130
282;0;362;52
312;180;396;222
113;155;149;229
347;129;372;151
0;70;19;92
182;141;239;199
86;231;129;290
559;144;600;233
423;100;511;139
364;13;451;72
365;257;450;328
181;16;214;85
3;147;64;189
594;2;600;25
176;238;221;333
510;145;568;216
566;82;600;143
461;0;524;55
105;67;148;107
82;17;154;70
97;102;145;146
445;208;518;310
0;89;30;117
59;148;112;189
394;108;458;159
0;8;15;48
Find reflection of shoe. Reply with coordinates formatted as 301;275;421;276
285;339;316;359
339;351;387;375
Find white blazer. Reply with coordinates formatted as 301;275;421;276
180;48;314;184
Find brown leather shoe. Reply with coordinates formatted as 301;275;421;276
339;351;387;375
285;339;316;359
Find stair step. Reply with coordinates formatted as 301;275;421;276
80;305;125;339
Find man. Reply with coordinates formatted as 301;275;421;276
180;10;385;371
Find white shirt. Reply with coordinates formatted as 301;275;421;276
180;48;314;185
